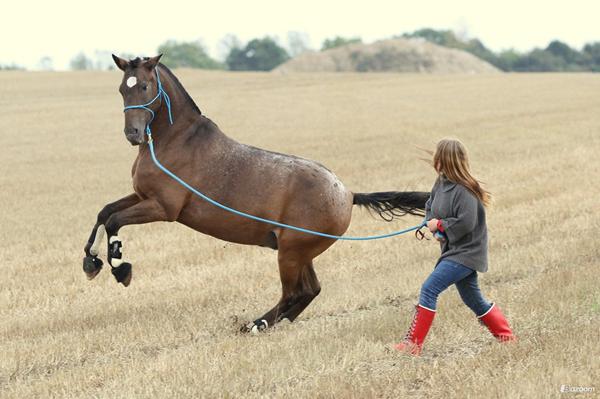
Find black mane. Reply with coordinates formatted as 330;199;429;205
158;63;202;115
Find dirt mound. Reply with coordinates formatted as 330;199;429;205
274;38;500;74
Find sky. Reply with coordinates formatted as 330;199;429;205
2;0;599;70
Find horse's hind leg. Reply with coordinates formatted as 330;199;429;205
242;250;303;333
243;250;322;333
279;261;321;323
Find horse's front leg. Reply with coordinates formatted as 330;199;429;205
104;198;172;286
83;193;141;280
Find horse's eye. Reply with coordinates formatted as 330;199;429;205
142;84;148;91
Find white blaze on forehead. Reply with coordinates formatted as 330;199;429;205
126;76;137;88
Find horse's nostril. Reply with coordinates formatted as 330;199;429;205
125;127;139;136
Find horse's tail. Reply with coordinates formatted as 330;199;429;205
352;191;429;221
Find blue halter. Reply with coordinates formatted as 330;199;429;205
123;67;173;136
121;68;426;240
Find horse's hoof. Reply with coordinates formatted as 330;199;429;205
240;319;269;334
83;256;103;280
111;262;132;287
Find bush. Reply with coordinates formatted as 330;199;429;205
157;40;223;69
321;36;362;51
70;52;93;70
583;42;600;71
225;37;289;71
0;64;25;71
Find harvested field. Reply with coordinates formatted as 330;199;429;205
0;70;599;398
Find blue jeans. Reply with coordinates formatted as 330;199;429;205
419;259;492;317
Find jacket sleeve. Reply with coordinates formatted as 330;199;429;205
424;180;438;221
440;187;478;243
425;196;433;220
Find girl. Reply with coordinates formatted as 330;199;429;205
395;138;515;356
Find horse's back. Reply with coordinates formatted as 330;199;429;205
235;143;353;237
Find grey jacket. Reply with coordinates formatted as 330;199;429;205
425;175;488;272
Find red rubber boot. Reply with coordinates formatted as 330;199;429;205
394;304;436;355
478;303;516;342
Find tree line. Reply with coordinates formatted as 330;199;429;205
402;28;600;72
3;30;599;72
0;35;364;72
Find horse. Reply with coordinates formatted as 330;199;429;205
82;54;429;332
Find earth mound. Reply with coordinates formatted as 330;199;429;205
274;38;500;74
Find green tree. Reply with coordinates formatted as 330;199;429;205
402;28;460;47
399;27;600;72
321;36;362;51
0;63;24;71
583;42;600;71
510;43;592;72
495;49;521;71
218;34;242;60
226;37;289;71
157;40;223;69
546;40;584;66
462;38;500;66
37;56;53;71
403;29;502;69
70;52;93;70
513;48;567;72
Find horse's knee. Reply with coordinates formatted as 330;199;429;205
105;214;121;237
97;204;115;224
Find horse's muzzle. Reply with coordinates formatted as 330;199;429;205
124;127;144;145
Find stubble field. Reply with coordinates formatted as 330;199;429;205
0;70;599;398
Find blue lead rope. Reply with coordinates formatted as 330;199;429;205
125;68;426;241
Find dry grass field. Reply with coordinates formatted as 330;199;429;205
1;70;599;399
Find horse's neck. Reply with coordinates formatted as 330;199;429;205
151;71;201;138
146;71;234;151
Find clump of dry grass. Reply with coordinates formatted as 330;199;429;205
0;70;598;398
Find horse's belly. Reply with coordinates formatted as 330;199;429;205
176;201;275;247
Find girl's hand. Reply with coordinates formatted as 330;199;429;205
427;218;439;233
433;232;446;242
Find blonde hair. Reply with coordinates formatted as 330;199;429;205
432;138;491;207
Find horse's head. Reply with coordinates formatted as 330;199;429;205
112;54;163;145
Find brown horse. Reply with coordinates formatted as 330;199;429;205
83;54;428;332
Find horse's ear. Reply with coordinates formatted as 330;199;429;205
112;54;129;71
144;54;163;70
